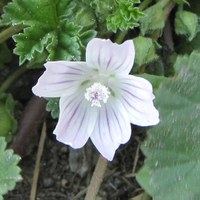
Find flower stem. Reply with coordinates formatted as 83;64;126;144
0;25;24;43
115;30;128;44
84;155;108;200
0;65;27;93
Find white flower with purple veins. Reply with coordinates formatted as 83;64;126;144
32;38;159;161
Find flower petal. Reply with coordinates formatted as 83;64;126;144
113;75;159;126
54;93;98;148
90;98;131;161
32;61;88;98
86;38;135;74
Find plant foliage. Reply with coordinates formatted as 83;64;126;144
136;51;200;200
2;0;95;65
91;0;143;33
0;137;21;199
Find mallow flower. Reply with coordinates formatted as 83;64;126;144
32;38;159;161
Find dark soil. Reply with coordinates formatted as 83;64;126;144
4;125;146;200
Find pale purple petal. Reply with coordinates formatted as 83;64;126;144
86;38;135;74
90;98;131;161
54;93;98;148
114;75;159;126
32;61;88;98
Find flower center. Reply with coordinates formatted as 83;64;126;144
84;82;110;107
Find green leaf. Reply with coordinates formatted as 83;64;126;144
0;43;12;69
133;36;159;68
0;95;17;141
106;0;144;32
174;0;189;5
140;0;170;35
175;10;198;41
46;98;60;119
74;5;97;30
136;51;200;200
136;166;152;196
90;0;143;33
2;0;81;64
79;30;97;48
0;137;21;198
136;74;167;90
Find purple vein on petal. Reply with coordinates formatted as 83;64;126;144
67;65;86;72
114;55;129;71
106;56;112;69
105;106;114;143
72;108;87;144
67;100;82;128
122;96;142;113
47;80;76;85
112;107;123;133
97;112;104;143
120;88;145;101
98;47;101;67
120;81;152;91
51;64;85;73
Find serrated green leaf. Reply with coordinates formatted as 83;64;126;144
175;10;198;41
136;51;200;200
0;137;21;198
106;0;144;32
90;0;143;33
13;26;53;64
2;0;82;65
133;36;159;68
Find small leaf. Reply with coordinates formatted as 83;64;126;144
0;95;17;141
133;36;159;68
0;137;22;198
140;0;170;35
106;0;144;32
79;30;97;47
46;98;60;119
175;10;198;41
136;51;200;200
90;0;143;33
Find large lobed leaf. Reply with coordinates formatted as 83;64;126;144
0;137;21;199
136;51;200;200
2;0;81;64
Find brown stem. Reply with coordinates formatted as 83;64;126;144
10;96;47;156
84;155;108;200
30;122;47;200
